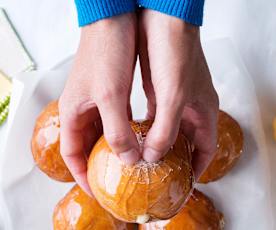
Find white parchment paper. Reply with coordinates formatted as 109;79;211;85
0;39;273;230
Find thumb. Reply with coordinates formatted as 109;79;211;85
143;101;183;162
97;94;140;165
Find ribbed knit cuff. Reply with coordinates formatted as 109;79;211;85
75;0;137;27
138;0;205;26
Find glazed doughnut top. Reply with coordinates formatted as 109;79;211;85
88;120;195;223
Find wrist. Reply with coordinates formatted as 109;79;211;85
83;13;136;31
79;13;137;48
142;10;200;44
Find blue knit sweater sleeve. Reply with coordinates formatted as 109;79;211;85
75;0;204;27
138;0;205;26
75;0;137;26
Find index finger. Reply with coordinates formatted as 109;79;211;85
60;124;92;196
181;107;218;180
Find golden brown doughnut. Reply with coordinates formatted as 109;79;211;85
87;120;194;224
199;110;243;183
31;101;74;182
139;189;224;230
53;185;136;230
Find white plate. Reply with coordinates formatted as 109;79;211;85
0;38;273;230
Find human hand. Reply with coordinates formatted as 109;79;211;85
59;14;140;195
138;10;219;180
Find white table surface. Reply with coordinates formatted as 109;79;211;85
0;0;275;227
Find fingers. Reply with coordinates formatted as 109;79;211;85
181;105;218;180
191;123;217;180
83;120;102;156
59;102;100;196
139;14;184;162
191;124;217;180
143;98;184;162
138;8;219;179
96;91;140;165
59;122;92;196
193;121;218;180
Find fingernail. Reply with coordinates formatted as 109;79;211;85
143;147;162;163
119;149;140;165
